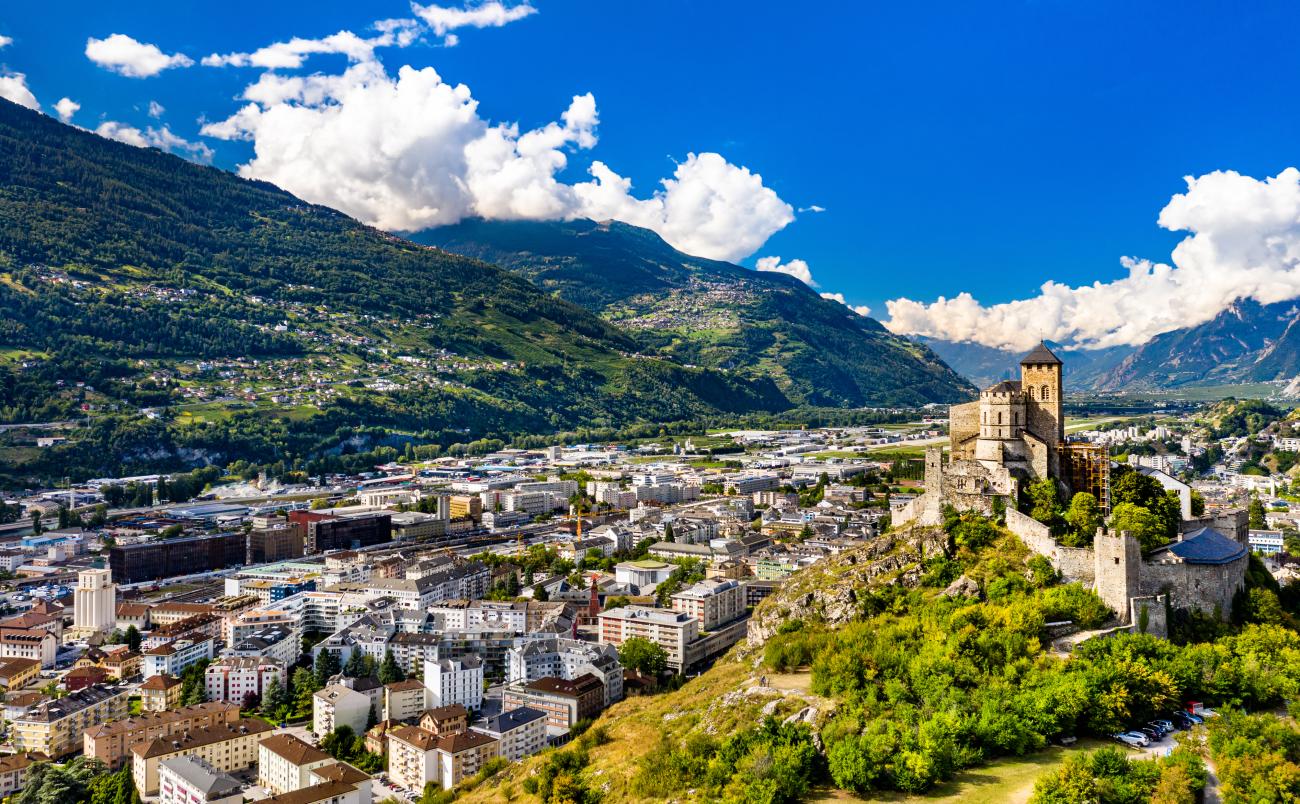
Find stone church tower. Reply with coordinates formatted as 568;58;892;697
1020;343;1064;477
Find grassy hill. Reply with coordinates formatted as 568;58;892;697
417;218;974;408
454;512;1300;803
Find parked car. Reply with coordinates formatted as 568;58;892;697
1151;719;1175;733
1115;732;1149;747
1184;712;1204;724
1139;727;1161;740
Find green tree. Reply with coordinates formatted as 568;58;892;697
378;649;405;684
261;675;288;718
1109;502;1168;552
1024;478;1065;533
293;666;319;715
618;637;669;677
1062;492;1102;546
314;649;341;688
344;650;368;678
1190;489;1206;517
1249;494;1267;530
123;624;141;653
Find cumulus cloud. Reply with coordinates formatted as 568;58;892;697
0;72;38;110
54;97;79;122
820;291;871;317
95;121;214;162
885;167;1300;351
86;34;193;77
148;100;164;118
756;255;815;286
202;56;794;260
412;2;536;44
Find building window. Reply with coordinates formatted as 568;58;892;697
1041;385;1051;401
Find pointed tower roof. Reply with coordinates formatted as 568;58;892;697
1019;341;1063;366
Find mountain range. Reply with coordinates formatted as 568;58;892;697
922;298;1300;393
0;98;970;481
417;218;972;408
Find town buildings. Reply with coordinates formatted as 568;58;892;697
131;719;275;795
158;756;244;804
14;684;132;758
205;656;287;705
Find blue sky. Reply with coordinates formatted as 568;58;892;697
2;2;1299;350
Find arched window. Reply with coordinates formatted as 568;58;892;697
1041;385;1051;401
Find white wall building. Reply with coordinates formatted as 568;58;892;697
205;656;286;705
312;685;371;737
73;568;116;635
158;755;243;804
423;656;484;713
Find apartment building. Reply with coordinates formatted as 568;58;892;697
597;606;699;671
158;756;243;804
131;719;275;795
383;679;428;722
313;685;371;737
139;674;183;712
417;704;469;736
12;684;131;758
387;725;499;792
85;701;242;768
205;656;286;704
423;656;483;712
0;753;46;798
0;628;57;668
471;706;547;761
225;624;299;666
506;638;624;707
501;675;605;731
261;762;371;804
0;656;40;689
142;635;215;678
670;578;746;630
258;734;333;795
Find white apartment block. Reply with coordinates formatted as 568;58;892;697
471;706;546;761
423;656;484;712
597;606;699;671
257;734;333;795
313;685;370;737
143;636;215;678
205;656;286;705
671;578;746;630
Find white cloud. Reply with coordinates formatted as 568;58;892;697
86;34;193;78
412;2;536;44
799;204;826;213
820;291;870;317
95;121;214;163
202;57;794;260
54;97;79;122
756;255;815;286
148;100;164;118
884;167;1300;351
0;72;38;110
573;155;793;262
201;22;420;69
0;35;12;49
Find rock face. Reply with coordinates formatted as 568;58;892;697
746;524;950;647
940;574;981;599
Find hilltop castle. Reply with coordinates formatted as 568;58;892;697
907;342;1108;517
899;342;1248;632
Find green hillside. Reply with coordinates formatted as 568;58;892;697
0;99;791;483
418;218;975;408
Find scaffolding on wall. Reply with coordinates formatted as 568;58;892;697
1064;443;1111;512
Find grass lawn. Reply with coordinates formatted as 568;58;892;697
810;739;1109;804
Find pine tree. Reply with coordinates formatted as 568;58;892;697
344;650;367;678
378;649;405;684
124;624;141;653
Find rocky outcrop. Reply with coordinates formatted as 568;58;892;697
745;524;950;647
